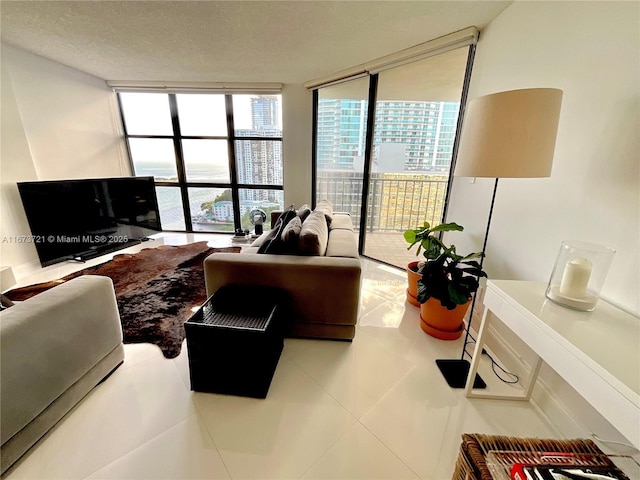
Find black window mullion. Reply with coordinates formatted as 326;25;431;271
441;44;475;226
234;136;283;142
116;93;137;176
236;184;284;190
178;135;281;142
168;94;193;232
358;74;379;255
311;89;318;207
180;135;228;140
126;134;174;140
225;94;242;230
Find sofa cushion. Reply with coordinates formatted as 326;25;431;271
299;210;329;256
326;229;359;258
329;213;354;232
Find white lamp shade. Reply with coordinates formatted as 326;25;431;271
455;88;563;178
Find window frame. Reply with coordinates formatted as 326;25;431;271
116;91;284;233
311;43;476;263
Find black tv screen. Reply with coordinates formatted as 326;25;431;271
18;176;162;266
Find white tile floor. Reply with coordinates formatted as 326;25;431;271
4;236;563;480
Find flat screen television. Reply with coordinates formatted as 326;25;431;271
18;176;163;267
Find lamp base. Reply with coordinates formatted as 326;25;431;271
436;359;486;389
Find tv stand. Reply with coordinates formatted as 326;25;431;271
71;239;143;262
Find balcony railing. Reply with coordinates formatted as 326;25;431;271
316;172;449;233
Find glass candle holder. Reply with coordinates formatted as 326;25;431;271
546;240;615;311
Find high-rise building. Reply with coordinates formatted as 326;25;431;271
235;96;283;203
251;96;280;130
316;99;460;173
316;99;368;170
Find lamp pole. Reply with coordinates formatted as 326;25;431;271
459;177;498;363
436;178;499;389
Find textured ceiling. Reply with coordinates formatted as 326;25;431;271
0;1;511;84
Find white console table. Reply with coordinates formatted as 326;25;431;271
465;280;640;449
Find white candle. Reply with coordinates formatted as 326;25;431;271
559;258;592;298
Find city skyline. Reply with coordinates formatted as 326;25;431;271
317;98;460;174
235;95;283;204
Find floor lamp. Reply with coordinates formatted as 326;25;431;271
436;88;563;389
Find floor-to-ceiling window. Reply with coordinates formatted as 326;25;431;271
362;47;471;267
314;77;371;227
312;32;475;268
117;91;284;233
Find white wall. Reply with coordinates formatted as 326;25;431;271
446;1;640;450
1;45;39;268
0;44;315;274
281;83;313;207
446;1;640;315
0;44;129;272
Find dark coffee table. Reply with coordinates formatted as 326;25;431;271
184;285;284;398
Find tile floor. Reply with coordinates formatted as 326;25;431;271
4;235;563;480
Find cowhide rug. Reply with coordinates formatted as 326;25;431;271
6;242;241;358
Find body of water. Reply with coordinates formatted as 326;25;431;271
135;162;282;231
135;161;229;182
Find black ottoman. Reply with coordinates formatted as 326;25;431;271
185;285;284;399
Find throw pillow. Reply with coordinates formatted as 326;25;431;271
281;216;302;244
274;204;296;225
314;199;333;225
298;210;329;256
250;231;270;248
256;227;280;254
297;204;312;223
258;207;297;254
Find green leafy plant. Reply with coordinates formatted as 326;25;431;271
404;222;464;263
417;245;486;310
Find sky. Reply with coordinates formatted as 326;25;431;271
120;92;282;164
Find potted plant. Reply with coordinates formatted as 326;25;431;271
417;244;486;340
403;221;463;306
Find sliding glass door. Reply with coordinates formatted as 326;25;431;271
313;45;473;268
363;47;471;268
314;77;370;228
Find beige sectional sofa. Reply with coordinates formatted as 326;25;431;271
0;275;124;474
204;208;361;340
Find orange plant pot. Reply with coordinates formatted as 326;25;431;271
406;261;421;307
419;297;471;340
